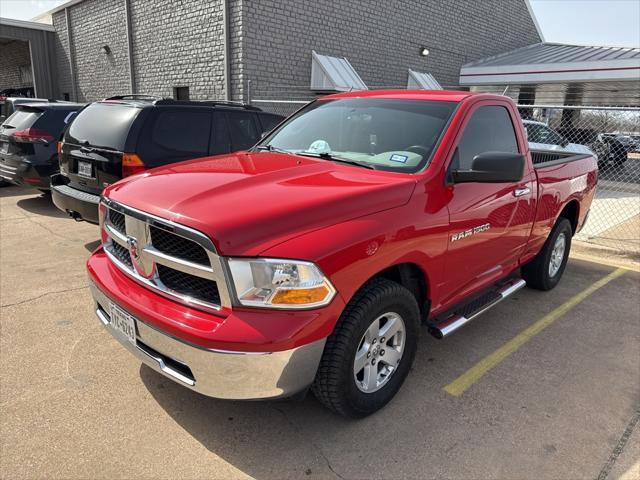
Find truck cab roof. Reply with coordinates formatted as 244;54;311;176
323;89;475;102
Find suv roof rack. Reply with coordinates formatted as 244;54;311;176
103;94;165;101
101;95;261;111
153;99;261;110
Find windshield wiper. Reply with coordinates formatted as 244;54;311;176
296;151;375;170
253;144;294;155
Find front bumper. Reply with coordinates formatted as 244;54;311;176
51;174;100;223
89;277;328;400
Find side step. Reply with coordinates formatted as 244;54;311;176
428;278;526;339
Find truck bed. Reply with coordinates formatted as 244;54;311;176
522;149;598;263
530;149;593;168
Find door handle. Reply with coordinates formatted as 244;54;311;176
513;186;531;197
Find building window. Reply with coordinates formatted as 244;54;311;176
173;86;190;101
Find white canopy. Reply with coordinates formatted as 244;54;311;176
407;69;442;90
310;51;368;92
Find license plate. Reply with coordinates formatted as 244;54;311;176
0;143;7;154
78;160;93;178
108;302;137;344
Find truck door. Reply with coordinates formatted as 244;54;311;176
442;103;536;304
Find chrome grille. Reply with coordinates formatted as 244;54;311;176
109;209;126;235
150;225;210;265
110;241;133;268
101;199;230;312
157;265;221;304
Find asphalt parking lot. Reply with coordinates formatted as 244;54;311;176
1;185;639;480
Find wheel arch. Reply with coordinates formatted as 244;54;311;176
366;262;430;318
557;199;580;234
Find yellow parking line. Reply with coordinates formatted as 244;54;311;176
443;268;626;397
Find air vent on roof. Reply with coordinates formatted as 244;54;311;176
311;51;368;92
407;69;442;90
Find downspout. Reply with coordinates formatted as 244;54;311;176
222;0;231;101
124;0;136;93
65;7;78;101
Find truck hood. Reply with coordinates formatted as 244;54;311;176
105;151;416;256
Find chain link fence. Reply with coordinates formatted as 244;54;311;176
249;84;640;256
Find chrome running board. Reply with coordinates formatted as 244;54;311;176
429;278;526;339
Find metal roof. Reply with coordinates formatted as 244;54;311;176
407;69;442;90
310;51;368;92
0;17;55;32
460;42;640;85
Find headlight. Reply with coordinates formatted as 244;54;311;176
227;258;336;309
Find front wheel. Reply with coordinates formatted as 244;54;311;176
311;278;420;418
522;217;572;290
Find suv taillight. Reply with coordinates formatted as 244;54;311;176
13;128;54;144
122;153;145;178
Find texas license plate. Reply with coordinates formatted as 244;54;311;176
109;302;137;344
78;160;93;178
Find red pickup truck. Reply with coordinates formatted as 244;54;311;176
87;90;597;417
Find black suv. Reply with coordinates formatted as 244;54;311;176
51;95;284;223
0;102;84;190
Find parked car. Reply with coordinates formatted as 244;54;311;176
595;133;631;166
0;96;52;124
51;95;284;223
523;120;594;156
85;90;598;417
0;102;84;191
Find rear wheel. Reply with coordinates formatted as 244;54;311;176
312;278;419;418
522;217;572;290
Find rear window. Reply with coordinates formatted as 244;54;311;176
2;108;43;129
66;102;140;151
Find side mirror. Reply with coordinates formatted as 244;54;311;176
452;151;525;183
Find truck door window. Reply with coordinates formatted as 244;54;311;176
456;106;518;169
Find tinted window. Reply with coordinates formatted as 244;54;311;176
2;108;42;129
258;113;282;133
151;110;211;153
210;112;231;155
455;106;518;170
67;103;140;151
264;98;457;172
138;108;212;165
227;111;259;150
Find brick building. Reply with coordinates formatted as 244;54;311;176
2;0;542;102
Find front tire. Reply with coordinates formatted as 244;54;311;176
522;217;572;291
312;278;420;418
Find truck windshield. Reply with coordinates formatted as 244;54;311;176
260;98;458;172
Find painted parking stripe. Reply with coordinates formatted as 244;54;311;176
444;268;626;397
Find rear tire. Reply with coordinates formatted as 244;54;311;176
522;217;572;291
312;278;420;418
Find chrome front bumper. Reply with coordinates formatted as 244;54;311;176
89;283;325;400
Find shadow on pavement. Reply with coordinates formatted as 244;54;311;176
139;364;356;478
85;239;101;252
0;184;37;198
16;194;68;218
